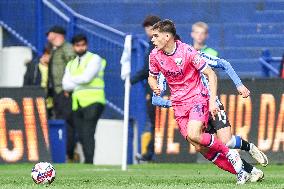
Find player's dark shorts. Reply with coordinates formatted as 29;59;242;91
205;103;231;134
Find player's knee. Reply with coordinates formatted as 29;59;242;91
195;145;202;152
187;121;203;143
187;131;200;143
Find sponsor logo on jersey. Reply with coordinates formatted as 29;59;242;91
175;58;183;66
165;69;184;77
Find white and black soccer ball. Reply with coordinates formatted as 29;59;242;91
31;162;56;184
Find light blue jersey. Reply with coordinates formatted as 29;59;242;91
199;52;243;106
199;52;242;88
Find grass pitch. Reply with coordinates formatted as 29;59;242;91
0;163;283;189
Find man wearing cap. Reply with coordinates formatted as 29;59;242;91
46;26;76;162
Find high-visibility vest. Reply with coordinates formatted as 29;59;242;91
66;51;106;111
201;46;219;57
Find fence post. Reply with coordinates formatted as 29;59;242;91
261;49;271;77
36;0;44;54
68;16;76;41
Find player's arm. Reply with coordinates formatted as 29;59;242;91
202;66;220;118
201;52;250;98
217;59;250;98
148;75;161;96
152;95;172;108
151;73;172;108
148;54;161;96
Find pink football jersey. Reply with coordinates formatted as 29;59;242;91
149;40;209;105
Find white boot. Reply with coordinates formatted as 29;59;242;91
250;167;264;182
249;143;268;167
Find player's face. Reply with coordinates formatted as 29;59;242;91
73;41;88;56
151;30;169;50
144;26;153;39
191;27;208;44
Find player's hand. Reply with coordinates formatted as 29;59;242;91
237;85;250;98
153;86;161;96
209;99;220;120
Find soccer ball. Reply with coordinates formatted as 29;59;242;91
31;162;56;184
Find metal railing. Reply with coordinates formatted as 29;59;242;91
259;49;282;77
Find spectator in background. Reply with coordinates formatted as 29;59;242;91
23;43;53;117
38;44;52;89
131;15;161;163
23;59;41;86
38;43;54;118
46;26;76;162
191;21;218;56
62;34;106;164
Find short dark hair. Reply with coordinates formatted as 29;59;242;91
152;19;176;36
46;25;66;36
175;34;181;41
71;34;88;44
142;15;161;27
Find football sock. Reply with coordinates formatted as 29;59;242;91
200;133;229;156
242;159;253;173
240;139;251;151
226;135;251;152
213;153;237;174
203;149;236;174
226;135;241;149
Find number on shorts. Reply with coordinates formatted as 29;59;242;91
217;110;227;124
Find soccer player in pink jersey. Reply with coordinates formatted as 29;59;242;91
148;19;249;184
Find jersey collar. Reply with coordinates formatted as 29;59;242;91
163;42;178;56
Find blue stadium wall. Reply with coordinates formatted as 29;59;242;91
65;0;284;76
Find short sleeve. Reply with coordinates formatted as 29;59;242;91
189;47;208;72
149;54;160;76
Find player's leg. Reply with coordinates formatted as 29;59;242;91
187;121;251;184
212;106;265;182
226;133;268;167
209;111;252;172
186;119;244;173
214;106;268;167
190;139;237;175
174;100;246;183
216;127;264;182
184;102;230;157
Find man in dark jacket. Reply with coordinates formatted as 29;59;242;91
131;15;161;162
46;26;76;161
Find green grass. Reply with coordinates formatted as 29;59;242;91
0;163;283;189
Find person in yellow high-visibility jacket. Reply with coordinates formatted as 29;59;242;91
62;34;106;164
